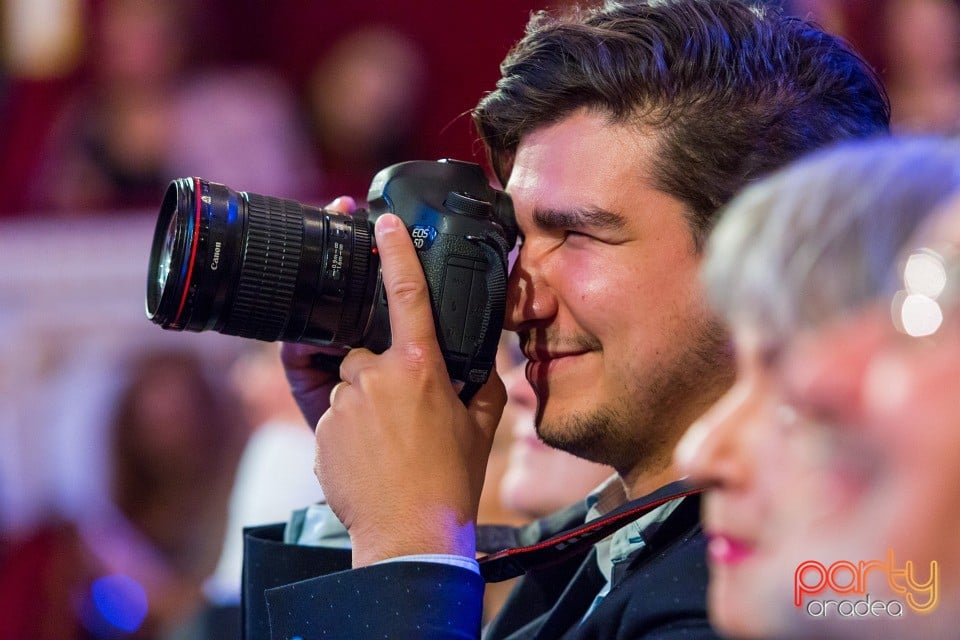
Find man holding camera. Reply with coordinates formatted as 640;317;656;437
242;1;889;637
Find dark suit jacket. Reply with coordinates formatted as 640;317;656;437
242;494;717;639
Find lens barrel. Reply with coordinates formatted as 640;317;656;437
146;178;376;349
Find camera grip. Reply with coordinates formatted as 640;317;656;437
422;236;507;404
454;241;507;403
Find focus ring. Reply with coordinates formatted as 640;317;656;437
335;219;371;345
223;194;302;340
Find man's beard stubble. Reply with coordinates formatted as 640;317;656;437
532;314;734;477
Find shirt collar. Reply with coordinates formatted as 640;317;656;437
584;476;684;583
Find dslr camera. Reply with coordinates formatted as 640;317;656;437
145;159;516;402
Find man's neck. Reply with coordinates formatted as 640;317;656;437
620;461;682;502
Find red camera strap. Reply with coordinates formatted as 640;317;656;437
478;480;704;583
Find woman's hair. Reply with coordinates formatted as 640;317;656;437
703;136;960;342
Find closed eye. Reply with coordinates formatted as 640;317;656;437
562;229;595;244
532;206;626;237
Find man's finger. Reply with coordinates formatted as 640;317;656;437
339;348;377;385
374;214;440;352
328;380;349;406
325;196;357;214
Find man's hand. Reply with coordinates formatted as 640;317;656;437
315;213;507;567
280;197;358;428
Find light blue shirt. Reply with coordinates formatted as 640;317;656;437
580;478;681;621
287;502;480;574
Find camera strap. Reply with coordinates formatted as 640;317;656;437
477;480;703;583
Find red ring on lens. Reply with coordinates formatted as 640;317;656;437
173;177;203;325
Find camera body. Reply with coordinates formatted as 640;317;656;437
363;160;516;394
146;159;516;402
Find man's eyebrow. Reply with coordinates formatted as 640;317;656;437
531;206;626;232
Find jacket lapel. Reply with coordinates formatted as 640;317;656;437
484;546;600;639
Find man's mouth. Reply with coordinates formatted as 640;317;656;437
524;350;589;383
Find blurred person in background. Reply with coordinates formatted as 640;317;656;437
675;136;960;638
24;0;317;213
27;0;188;211
304;26;427;198
769;194;960;637
789;0;960;134
193;343;325;637
0;348;248;639
497;344;613;521
881;0;960;134
2;0;556;217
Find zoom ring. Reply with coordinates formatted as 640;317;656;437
335;220;371;345
224;195;302;340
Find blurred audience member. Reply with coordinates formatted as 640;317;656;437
789;0;960;134
25;0;317;214
28;0;186;211
201;344;323;617
498;352;613;521
675;137;960;638
305;26;426;199
168;68;318;200
882;0;960;134
477;339;534;532
0;348;248;638
770;196;960;637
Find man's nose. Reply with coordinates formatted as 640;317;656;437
504;245;557;332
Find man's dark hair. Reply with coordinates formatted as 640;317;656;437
472;0;890;247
